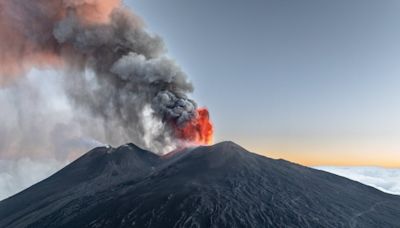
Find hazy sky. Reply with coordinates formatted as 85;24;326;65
130;0;400;167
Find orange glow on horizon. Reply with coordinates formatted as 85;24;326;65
227;140;400;168
256;150;400;168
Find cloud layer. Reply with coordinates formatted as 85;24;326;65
316;166;400;195
0;158;67;201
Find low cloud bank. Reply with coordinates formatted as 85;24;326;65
0;158;67;201
316;166;400;195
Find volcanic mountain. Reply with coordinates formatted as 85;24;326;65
1;142;400;228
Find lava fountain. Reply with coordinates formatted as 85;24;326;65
176;108;214;145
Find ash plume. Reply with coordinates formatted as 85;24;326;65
0;0;210;153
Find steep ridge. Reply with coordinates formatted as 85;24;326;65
1;142;399;228
0;144;159;226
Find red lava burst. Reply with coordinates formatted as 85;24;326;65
176;108;214;145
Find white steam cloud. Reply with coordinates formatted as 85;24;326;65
0;69;103;161
0;158;67;201
315;166;400;195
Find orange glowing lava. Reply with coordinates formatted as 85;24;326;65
176;108;214;145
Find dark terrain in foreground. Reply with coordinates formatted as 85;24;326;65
1;142;400;228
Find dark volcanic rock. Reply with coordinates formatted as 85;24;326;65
0;142;399;228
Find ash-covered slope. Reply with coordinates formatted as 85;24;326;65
1;142;400;228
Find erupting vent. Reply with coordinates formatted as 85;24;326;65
0;0;214;152
176;108;213;145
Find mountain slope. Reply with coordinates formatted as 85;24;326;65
1;142;400;228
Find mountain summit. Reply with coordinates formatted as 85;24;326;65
1;142;400;227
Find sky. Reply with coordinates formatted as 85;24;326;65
130;0;400;167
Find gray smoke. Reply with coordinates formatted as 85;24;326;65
0;0;201;153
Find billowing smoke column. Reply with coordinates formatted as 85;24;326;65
0;0;213;153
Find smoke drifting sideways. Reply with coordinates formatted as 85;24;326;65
0;0;213;158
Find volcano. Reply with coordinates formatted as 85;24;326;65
1;142;400;227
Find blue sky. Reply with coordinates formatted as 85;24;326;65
130;0;400;166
